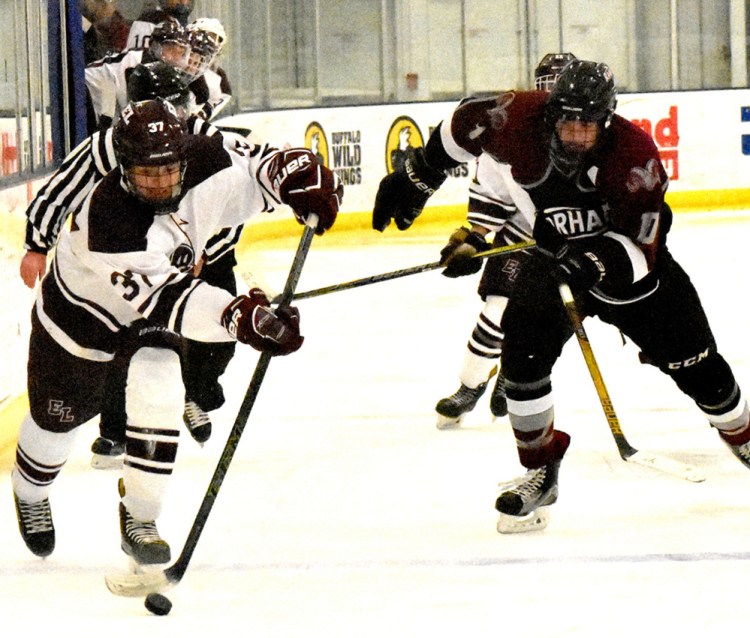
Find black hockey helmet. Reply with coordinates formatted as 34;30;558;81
126;62;192;116
534;52;577;91
113;99;188;210
545;60;617;127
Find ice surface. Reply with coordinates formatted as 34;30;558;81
1;211;749;635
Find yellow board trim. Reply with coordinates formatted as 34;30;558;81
0;394;27;467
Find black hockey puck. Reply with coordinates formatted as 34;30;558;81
144;592;172;616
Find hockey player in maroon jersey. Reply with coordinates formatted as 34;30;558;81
435;53;576;429
12;99;342;562
372;60;750;533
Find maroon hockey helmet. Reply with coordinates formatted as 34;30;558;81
113;98;189;210
534;52;577;91
149;20;191;72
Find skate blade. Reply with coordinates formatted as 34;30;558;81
496;505;551;534
436;414;465;430
91;454;124;470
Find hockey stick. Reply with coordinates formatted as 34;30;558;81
105;214;319;598
558;282;705;483
282;239;536;302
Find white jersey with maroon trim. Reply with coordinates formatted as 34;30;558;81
37;134;281;361
467;154;533;246
125;20;158;51
85;48;148;126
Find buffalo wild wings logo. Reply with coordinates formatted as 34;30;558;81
385;116;424;174
626;159;663;193
305;122;329;167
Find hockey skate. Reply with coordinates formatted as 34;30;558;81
435;381;487;429
118;479;170;565
14;493;55;557
495;460;561;534
183;399;212;444
489;373;508;419
719;434;750;470
91;436;125;470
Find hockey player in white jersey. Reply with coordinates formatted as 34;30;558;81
12;98;342;563
186;17;233;121
435;53;576;429
21;62;232;465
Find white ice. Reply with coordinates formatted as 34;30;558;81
1;212;750;636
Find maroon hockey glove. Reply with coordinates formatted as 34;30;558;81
372;147;447;232
439;226;489;278
268;149;342;235
221;289;303;355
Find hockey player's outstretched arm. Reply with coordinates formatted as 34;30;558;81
372;146;448;232
258;148;343;236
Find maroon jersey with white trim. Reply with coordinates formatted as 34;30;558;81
435;90;670;301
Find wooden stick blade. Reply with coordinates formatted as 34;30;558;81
626;450;706;483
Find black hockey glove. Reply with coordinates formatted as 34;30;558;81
372;147;447;232
439;226;490;278
532;211;567;259
554;248;605;290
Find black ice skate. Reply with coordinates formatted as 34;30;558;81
14;493;55;557
119;502;171;565
494;460;561;534
91;436;125;470
489;373;508;419
183;399;212;444
118;478;170;565
435;381;487;429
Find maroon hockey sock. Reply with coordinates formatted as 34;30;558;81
717;421;750;447
517;429;571;469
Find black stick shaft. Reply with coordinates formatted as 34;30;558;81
285;239;536;302
166;215;318;584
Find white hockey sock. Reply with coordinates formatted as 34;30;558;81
12;413;78;502
459;296;507;388
121;347;184;521
708;397;750;438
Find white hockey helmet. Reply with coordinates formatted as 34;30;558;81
188;17;227;55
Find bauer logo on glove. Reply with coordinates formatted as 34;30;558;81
264;148;342;236
221;288;304;355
